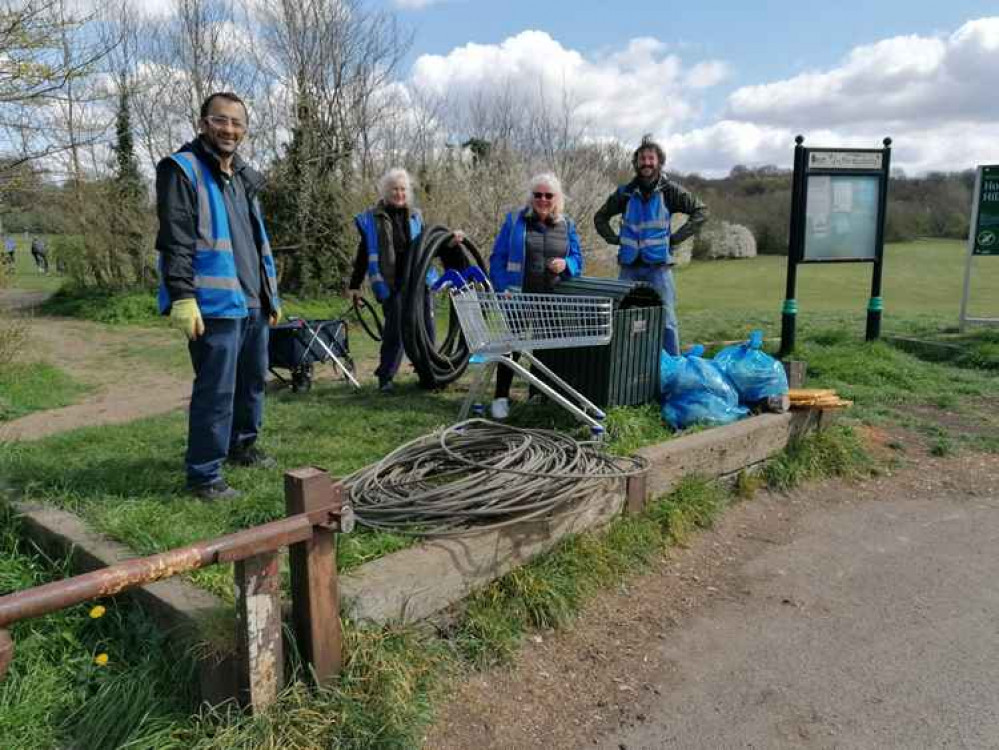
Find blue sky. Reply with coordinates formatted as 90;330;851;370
372;0;999;175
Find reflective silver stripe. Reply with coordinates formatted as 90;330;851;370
195;240;233;253
635;219;668;230
368;253;379;261
506;261;522;272
195;275;242;291
370;272;386;283
619;236;639;249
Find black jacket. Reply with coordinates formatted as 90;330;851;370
593;173;708;249
155;137;274;311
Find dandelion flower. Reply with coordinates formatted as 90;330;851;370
89;605;106;619
94;653;109;666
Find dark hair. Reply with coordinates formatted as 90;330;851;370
200;92;247;120
631;133;666;169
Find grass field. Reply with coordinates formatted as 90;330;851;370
1;237;997;748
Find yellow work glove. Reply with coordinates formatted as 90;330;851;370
269;306;283;326
170;298;205;340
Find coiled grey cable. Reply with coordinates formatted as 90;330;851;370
344;419;647;536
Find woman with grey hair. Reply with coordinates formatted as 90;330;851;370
487;172;584;419
349;167;463;391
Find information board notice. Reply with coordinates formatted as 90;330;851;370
973;165;999;256
802;174;879;261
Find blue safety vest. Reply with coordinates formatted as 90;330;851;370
489;209;583;292
354;208;423;301
618;186;671;266
157;151;279;317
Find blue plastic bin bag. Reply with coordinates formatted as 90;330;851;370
661;347;747;429
660;349;683;398
713;330;789;403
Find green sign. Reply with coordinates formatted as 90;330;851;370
973;165;999;256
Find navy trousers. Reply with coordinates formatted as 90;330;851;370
186;308;269;487
375;291;435;384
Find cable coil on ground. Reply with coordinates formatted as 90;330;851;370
344;419;648;536
401;225;487;389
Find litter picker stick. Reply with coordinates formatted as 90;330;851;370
300;323;361;388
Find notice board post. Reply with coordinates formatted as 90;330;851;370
779;136;892;357
959;164;999;331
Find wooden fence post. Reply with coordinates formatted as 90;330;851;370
285;467;342;685
625;472;648;515
0;629;12;681
234;551;283;710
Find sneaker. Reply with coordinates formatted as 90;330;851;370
189;479;242;501
227;445;277;468
490;397;510;420
378;379;394;393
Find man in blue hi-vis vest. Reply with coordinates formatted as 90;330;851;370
156;92;282;501
594;134;708;355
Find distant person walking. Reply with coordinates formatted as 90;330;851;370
156;91;282;501
4;237;14;266
594;134;708;355
30;236;48;273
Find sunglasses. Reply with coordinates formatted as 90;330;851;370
532;192;554;200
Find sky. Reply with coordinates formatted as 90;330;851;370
368;0;999;176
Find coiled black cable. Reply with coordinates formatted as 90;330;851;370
401;225;487;389
344;419;648;536
351;295;383;342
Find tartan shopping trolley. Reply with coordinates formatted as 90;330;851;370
434;268;614;435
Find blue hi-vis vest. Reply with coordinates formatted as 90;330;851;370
157;151;279;318
490;208;581;293
618;186;671;266
354;208;423;302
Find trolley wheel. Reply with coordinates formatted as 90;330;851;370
291;367;312;393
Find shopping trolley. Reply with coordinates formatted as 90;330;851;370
435;268;613;435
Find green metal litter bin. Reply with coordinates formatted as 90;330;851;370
534;276;663;407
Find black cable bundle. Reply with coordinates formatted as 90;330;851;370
400;224;487;389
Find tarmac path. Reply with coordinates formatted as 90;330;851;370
427;447;999;750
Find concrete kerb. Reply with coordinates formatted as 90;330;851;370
8;409;823;698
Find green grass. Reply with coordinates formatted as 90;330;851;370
3;235;65;294
0;383;463;600
40;287;162;325
0;508;196;750
2;423;868;750
0;361;90;421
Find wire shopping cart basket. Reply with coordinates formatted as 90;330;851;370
436;268;613;434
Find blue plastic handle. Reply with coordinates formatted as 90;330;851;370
431;269;466;292
749;330;764;349
686;344;705;358
463;266;489;285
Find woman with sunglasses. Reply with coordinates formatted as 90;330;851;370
487;172;584;419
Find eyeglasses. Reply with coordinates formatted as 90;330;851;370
204;115;247;131
533;192;554;200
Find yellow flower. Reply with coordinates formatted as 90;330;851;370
94;653;109;666
89;605;106;619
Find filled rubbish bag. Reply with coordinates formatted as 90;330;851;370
661;345;747;429
713;330;789;403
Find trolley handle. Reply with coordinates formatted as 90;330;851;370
431;267;491;293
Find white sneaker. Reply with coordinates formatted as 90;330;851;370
490;398;510;420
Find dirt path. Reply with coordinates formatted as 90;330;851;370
425;439;999;749
0;290;190;441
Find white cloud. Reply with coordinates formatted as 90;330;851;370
409;30;727;141
658;17;996;176
725;18;999;130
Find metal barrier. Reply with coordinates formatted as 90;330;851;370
0;467;353;711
